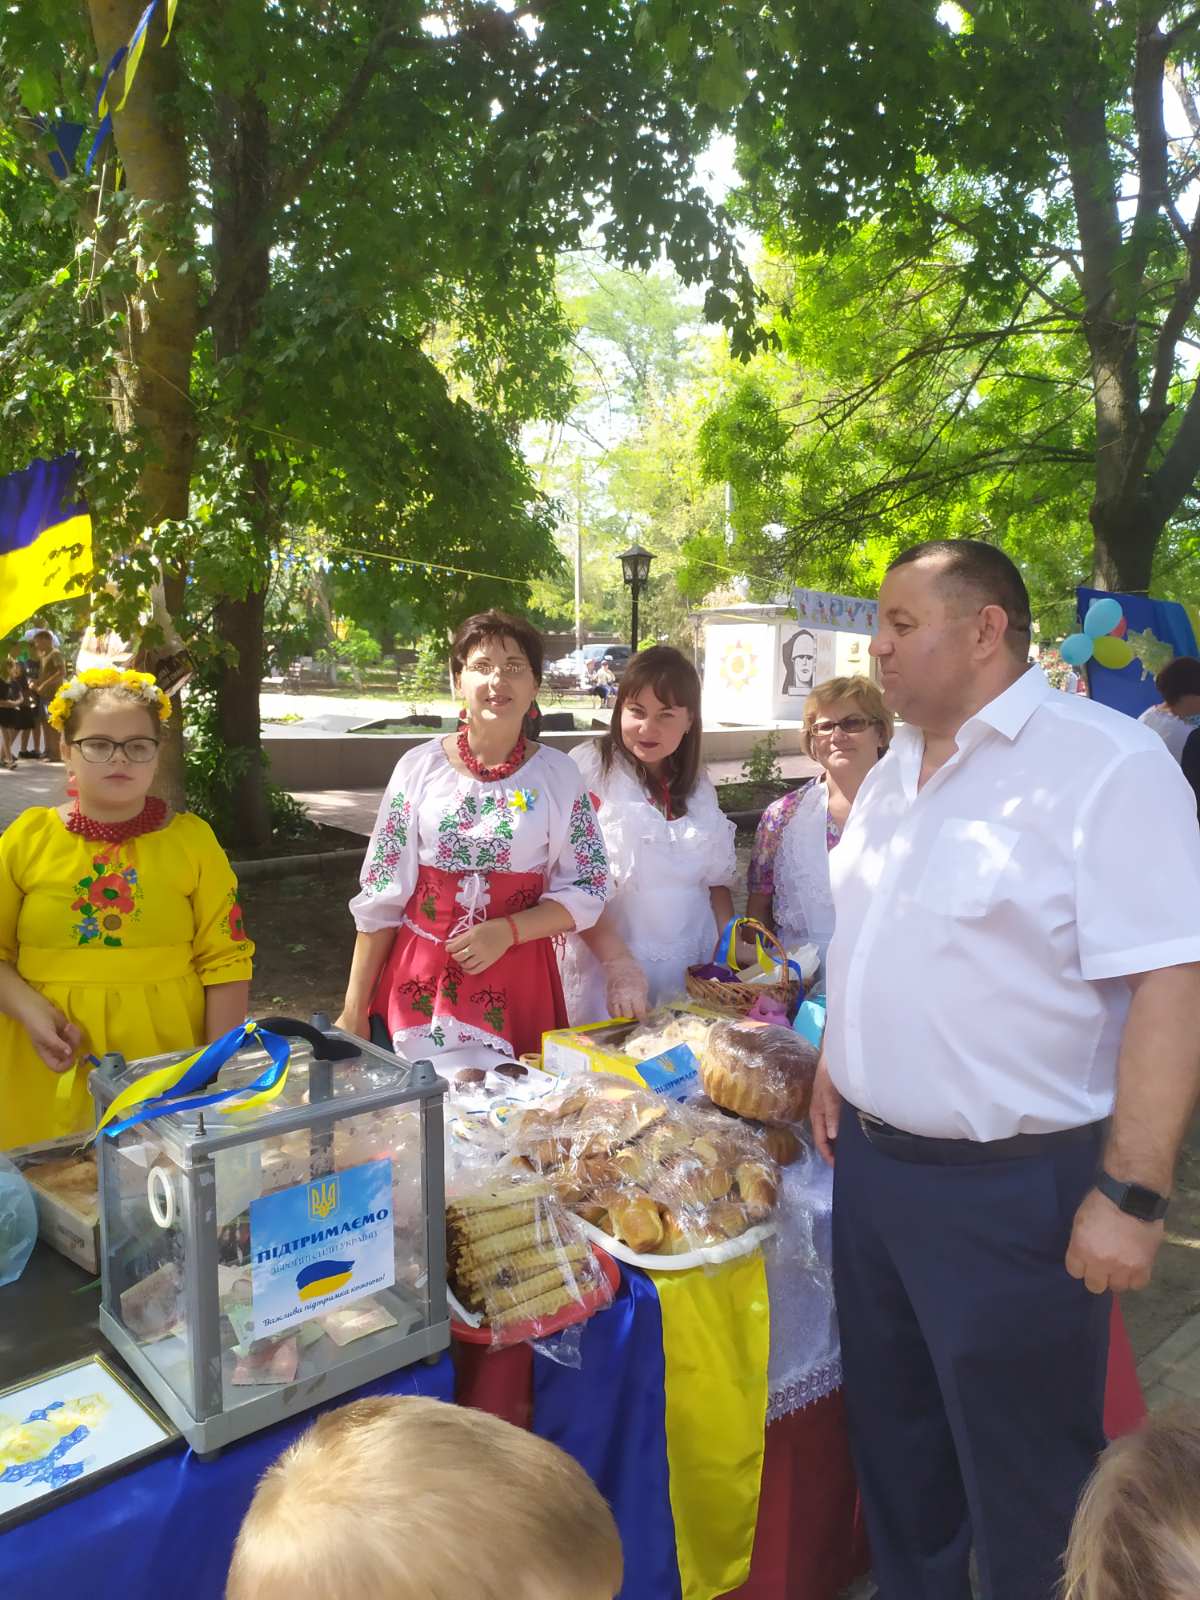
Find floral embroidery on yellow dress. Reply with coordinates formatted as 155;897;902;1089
71;848;140;947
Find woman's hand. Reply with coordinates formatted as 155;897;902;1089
16;991;85;1073
446;918;515;976
603;956;650;1021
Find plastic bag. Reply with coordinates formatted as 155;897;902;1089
698;1019;820;1124
508;1075;781;1260
445;1174;613;1350
0;1156;38;1287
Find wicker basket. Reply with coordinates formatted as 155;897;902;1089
685;918;803;1016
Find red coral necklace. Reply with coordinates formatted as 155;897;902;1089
456;727;527;783
66;796;168;844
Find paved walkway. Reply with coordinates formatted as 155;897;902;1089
0;760;64;831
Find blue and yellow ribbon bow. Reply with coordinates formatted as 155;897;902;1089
92;1018;290;1139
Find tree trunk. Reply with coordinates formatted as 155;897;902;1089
1089;497;1161;593
87;0;197;812
208;81;274;847
214;581;272;847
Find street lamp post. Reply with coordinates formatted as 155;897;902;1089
618;542;654;652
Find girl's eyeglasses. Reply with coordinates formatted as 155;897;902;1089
808;715;875;736
72;736;161;764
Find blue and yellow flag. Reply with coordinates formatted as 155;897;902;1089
0;453;93;637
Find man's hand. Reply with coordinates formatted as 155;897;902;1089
16;991;84;1072
1065;1186;1165;1294
810;1055;842;1166
446;917;515;976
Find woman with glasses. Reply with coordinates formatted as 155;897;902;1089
746;676;892;973
338;611;610;1062
0;670;254;1147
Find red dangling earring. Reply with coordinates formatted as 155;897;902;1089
457;705;468;726
66;771;78;800
529;702;540;721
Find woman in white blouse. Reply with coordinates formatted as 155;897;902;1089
337;611;610;1061
1137;656;1200;762
746;676;892;971
560;646;737;1023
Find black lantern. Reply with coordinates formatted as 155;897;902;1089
618;543;654;651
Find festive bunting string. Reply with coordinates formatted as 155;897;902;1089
85;0;180;175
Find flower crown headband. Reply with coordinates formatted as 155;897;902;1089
47;668;171;735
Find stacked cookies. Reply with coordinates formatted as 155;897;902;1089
447;1180;601;1329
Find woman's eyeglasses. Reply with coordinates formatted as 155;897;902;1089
73;736;161;764
463;660;531;678
808;715;875;736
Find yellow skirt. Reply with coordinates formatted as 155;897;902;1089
0;953;205;1148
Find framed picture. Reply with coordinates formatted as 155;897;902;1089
0;1354;178;1531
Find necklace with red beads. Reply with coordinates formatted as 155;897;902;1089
456;727;527;783
65;795;168;844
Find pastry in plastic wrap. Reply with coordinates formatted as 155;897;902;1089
446;1178;611;1340
699;1019;819;1124
508;1074;781;1258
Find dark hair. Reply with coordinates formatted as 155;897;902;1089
887;538;1032;658
603;645;702;817
1156;656;1200;705
449;611;544;686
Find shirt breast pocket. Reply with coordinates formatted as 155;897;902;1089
913;818;1019;919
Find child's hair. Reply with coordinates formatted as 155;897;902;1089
1061;1405;1200;1600
225;1395;623;1600
48;668;170;739
602;644;702;817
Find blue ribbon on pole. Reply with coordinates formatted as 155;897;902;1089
83;46;126;175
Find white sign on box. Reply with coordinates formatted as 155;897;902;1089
249;1158;395;1337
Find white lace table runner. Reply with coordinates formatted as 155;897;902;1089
765;1147;841;1422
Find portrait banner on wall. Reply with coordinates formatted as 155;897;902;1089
776;624;836;714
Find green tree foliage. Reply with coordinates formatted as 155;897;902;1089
1;0;758;843
643;0;1200;594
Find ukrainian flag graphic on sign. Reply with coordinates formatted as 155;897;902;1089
297;1259;355;1300
0;454;93;637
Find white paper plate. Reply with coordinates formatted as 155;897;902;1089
576;1217;775;1272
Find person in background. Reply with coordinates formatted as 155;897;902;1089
1138;656;1200;762
810;538;1200;1600
560;645;736;1023
337;611;609;1060
225;1395;624;1600
29;628;66;761
594;659;617;708
1062;1405;1200;1600
0;670;253;1147
0;658;35;771
746;676;891;972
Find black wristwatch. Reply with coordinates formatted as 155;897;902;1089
1094;1170;1169;1222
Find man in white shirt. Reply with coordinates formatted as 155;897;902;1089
810;539;1200;1600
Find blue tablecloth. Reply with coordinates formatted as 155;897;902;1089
3;1353;455;1599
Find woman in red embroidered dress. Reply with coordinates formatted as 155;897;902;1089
336;613;611;1061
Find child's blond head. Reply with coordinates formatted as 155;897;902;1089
1063;1404;1200;1600
226;1395;623;1600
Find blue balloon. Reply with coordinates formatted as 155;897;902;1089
1060;633;1094;666
1083;597;1124;638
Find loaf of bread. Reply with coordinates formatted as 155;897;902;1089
699;1020;819;1124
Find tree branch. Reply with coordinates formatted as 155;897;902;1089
198;9;409;331
1150;369;1200;519
1130;18;1171;289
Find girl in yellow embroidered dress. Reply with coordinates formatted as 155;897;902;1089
0;671;254;1148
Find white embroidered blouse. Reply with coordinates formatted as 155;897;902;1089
349;740;611;936
560;740;737;1022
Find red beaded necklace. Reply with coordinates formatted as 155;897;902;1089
65;795;168;844
456;727;527;783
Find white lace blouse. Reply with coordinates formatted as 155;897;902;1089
560;741;737;1022
772;778;837;964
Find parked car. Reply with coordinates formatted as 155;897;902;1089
546;643;630;686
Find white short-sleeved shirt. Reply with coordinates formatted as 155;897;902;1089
825;667;1200;1140
1138;703;1198;763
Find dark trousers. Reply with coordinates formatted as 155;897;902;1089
833;1108;1110;1600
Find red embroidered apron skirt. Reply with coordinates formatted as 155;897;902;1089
370;864;568;1059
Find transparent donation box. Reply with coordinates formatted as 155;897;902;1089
90;1019;448;1453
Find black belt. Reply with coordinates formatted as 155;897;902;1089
855;1110;1105;1166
